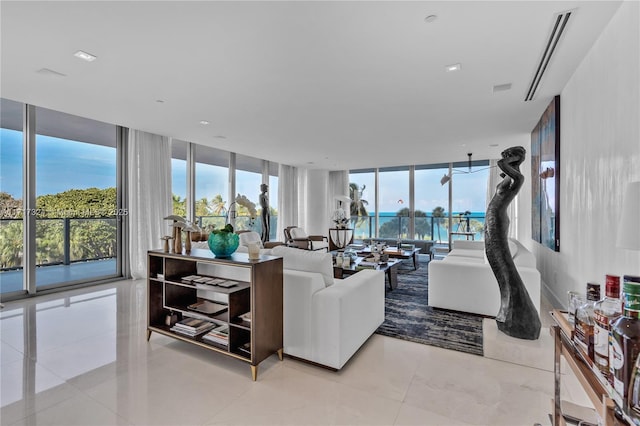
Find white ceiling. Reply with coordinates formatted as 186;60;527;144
0;1;621;170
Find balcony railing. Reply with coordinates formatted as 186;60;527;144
0;217;118;271
350;212;486;242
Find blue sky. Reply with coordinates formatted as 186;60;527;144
0;129;116;197
2;127;485;212
351;166;489;214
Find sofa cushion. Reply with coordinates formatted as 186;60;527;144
272;245;334;286
239;231;264;249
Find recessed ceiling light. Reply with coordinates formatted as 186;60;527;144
445;63;461;72
73;50;97;62
199;120;210;125
213;135;226;139
489;144;499;147
155;99;165;103
424;15;438;23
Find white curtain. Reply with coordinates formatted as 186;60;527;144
128;130;172;279
277;164;299;242
486;159;518;239
300;169;329;235
328;170;350;222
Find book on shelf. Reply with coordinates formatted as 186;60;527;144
202;324;230;345
187;300;228;315
170;317;215;336
239;311;251;324
181;274;201;284
216;280;238;288
237;341;251;356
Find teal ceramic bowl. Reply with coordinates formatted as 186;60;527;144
207;232;239;257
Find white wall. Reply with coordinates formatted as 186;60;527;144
532;1;640;308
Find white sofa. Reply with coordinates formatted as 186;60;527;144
271;245;385;370
427;238;540;317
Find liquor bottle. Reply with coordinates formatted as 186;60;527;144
610;276;640;408
574;283;601;360
593;275;622;381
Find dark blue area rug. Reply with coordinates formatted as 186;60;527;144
375;259;485;356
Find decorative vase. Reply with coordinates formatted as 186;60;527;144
207;232;239;257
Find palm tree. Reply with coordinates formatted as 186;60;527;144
349;183;369;229
432;206;445;242
349;183;368;217
210;194;227;216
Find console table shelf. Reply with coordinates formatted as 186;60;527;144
550;309;633;425
147;248;283;380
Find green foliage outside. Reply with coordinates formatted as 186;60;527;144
0;189;117;269
378;208;430;239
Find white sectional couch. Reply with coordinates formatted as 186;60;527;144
427;239;540;317
271;246;385;370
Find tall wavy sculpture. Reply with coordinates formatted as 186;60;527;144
485;146;541;340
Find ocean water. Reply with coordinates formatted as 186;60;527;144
350;211;486;242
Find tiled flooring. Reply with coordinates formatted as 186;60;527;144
1;279;588;425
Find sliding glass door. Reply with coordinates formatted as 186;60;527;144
1;99;123;298
34;106;119;289
0;99;24;295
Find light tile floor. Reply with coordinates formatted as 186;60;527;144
1;279;585;425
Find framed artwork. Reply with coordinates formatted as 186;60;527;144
531;95;560;252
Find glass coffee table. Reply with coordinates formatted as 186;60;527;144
356;246;421;270
333;256;401;290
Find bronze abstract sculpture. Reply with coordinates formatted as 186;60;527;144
260;183;270;243
485;146;541;340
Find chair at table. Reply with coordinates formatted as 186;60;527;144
283;226;329;252
236;230;284;249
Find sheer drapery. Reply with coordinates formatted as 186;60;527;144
328;170;350;223
486;159;517;239
277;164;299;243
128;130;172;279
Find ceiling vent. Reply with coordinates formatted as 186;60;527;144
524;10;572;102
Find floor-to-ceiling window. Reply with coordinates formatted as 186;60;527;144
450;161;490;241
414;164;450;243
235;154;262;232
377;166;410;240
171;140;188;217
34;106;119;289
267;163;279;241
1;99;123;299
195;146;229;230
348;170;375;240
0;99;24;295
349;160;490;244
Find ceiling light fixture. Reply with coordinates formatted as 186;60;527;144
73;50;97;62
199;120;210;125
445;63;461;72
424;14;438;23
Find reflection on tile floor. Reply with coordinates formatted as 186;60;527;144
1;279;562;425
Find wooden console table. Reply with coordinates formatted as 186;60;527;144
147;249;283;380
550;310;633;425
